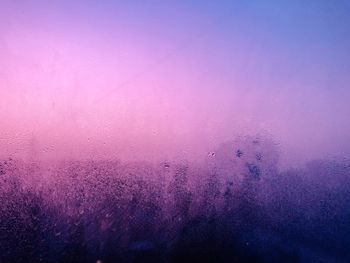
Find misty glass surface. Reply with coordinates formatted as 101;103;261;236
0;1;349;262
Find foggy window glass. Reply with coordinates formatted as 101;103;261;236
1;1;349;262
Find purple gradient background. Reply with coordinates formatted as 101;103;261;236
1;0;349;166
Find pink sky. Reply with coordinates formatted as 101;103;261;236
1;0;350;166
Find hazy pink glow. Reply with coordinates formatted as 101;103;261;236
1;1;349;166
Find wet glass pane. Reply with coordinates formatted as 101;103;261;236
1;1;350;262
